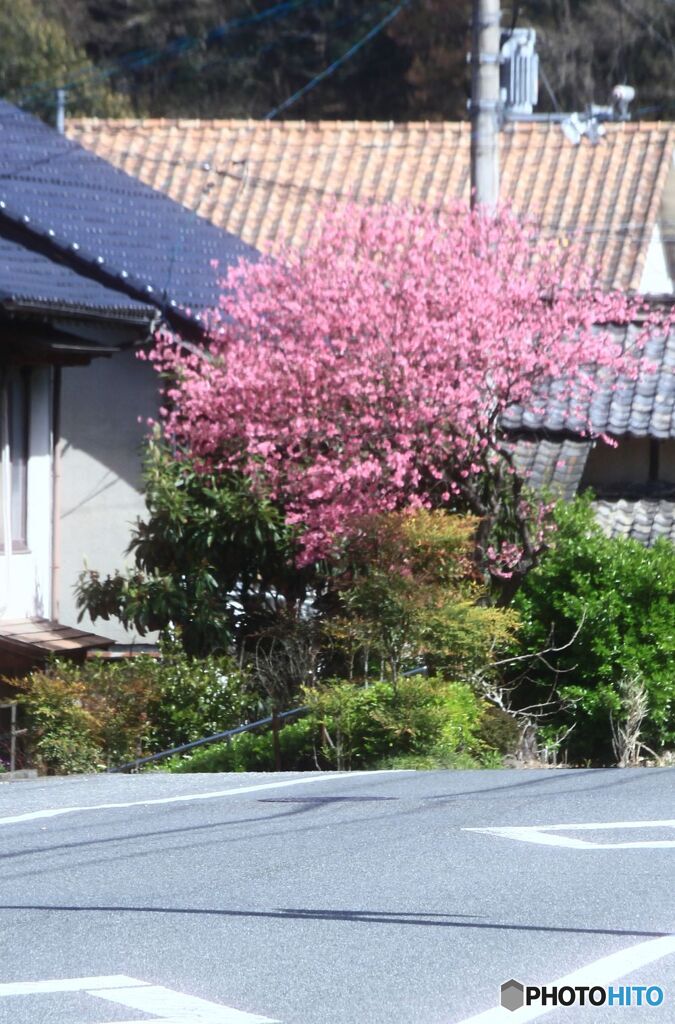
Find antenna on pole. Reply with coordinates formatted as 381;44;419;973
470;0;501;211
56;88;66;134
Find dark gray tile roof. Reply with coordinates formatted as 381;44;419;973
509;438;592;499
0;232;153;318
0;102;257;330
502;323;675;439
593;499;675;544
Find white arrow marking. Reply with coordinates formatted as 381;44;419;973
464;818;675;849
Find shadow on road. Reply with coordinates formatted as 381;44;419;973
422;767;674;803
1;902;671;941
0;799;330;863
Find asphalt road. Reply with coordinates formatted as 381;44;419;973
0;767;674;1024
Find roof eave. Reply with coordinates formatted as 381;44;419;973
1;297;159;328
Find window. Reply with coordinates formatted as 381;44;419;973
0;368;30;551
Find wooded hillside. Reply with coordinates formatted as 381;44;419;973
9;1;675;121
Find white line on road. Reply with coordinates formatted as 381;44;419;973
0;770;408;828
464;819;675;849
452;934;675;1023
0;974;279;1023
0;975;144;996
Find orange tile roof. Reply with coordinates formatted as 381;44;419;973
67;119;675;290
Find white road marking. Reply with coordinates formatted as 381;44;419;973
92;982;278;1022
0;770;408;827
0;975;144;996
452;934;675;1023
0;974;278;1023
464;819;675;849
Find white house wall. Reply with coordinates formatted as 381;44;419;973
644;154;675;295
58;349;158;643
639;223;673;295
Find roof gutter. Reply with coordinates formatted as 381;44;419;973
2;298;157;328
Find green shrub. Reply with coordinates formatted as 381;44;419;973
76;437;296;657
144;634;254;751
325;510;518;683
167;717;318;773
376;748;504;770
12;672;103;774
513;496;675;762
303;676;490;770
478;706;522;756
11;636;256;773
166;676;502;773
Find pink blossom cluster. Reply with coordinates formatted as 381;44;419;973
150;203;669;565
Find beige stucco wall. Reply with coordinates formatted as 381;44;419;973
58;348;159;643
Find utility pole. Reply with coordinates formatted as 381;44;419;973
470;0;501;210
56;88;66;135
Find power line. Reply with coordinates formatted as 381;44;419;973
61;124;674;184
1;0;407;184
264;0;411;120
123;0;409;308
15;0;332;105
171;0;394;99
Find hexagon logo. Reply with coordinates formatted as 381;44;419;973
501;979;525;1012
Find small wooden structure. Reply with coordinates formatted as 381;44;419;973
0;618;114;676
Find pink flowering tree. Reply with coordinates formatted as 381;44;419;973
150;203;667;593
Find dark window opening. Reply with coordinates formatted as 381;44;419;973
0;368;30;552
648;439;660;483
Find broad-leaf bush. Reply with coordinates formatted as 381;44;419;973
169;676;500;773
10;639;254;773
513;496;675;761
304;677;489;770
12;672;103;774
323;510;518;683
166;718;319;773
77;437;296;656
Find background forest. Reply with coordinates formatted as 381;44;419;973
5;0;675;123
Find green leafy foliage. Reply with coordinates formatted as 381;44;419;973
144;632;255;750
478;705;523;756
303;676;490;770
12;672;103;774
513;496;675;761
166;717;319;773
1;0;129;120
77;437;298;656
324;510;518;682
10;638;254;773
168;675;501;773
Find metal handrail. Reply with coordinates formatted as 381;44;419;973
108;664;428;774
0;702;26;774
108;705;308;774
